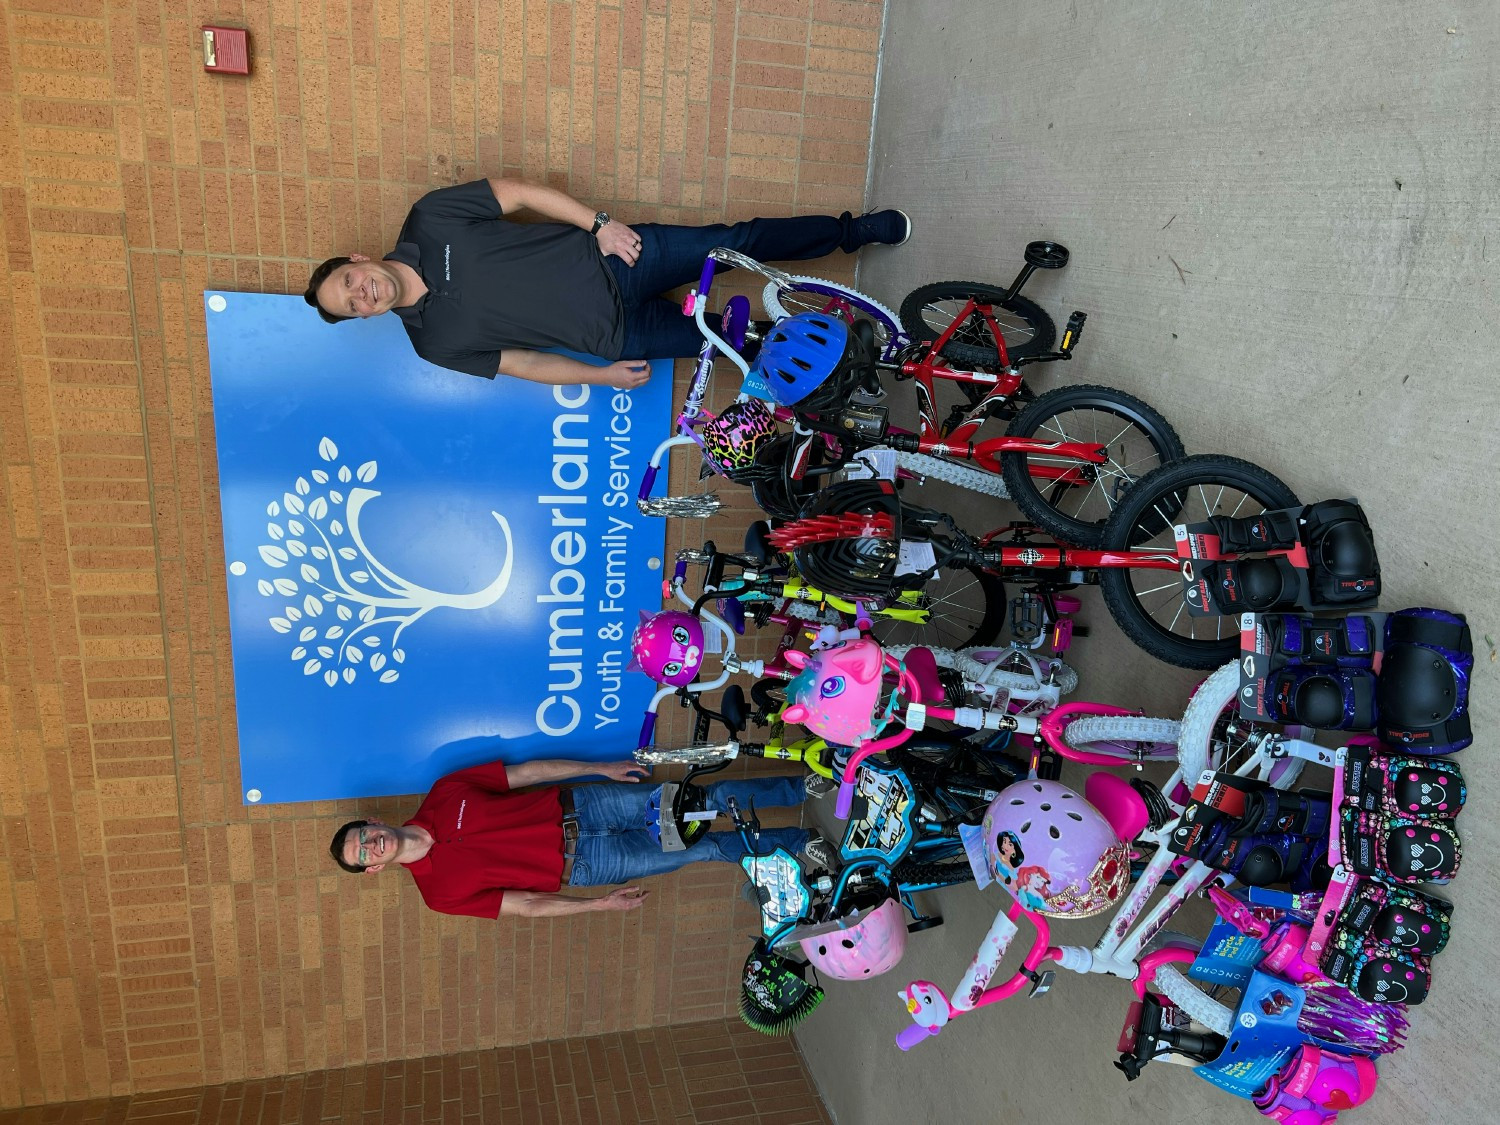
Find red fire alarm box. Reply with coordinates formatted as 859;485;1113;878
202;26;250;75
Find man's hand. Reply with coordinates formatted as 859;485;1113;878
595;887;649;912
596;220;643;265
602;360;650;389
596;761;650;783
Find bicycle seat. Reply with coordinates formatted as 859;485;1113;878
744;520;775;565
720;685;750;734
1084;771;1150;844
900;646;948;706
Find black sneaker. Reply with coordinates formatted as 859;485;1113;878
855;208;912;247
802;836;843;871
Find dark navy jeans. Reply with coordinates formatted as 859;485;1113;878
604;214;864;360
565;774;809;887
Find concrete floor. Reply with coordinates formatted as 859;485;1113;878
796;2;1499;1123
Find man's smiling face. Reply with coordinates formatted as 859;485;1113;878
343;821;401;872
316;255;407;319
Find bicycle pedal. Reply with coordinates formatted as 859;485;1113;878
1027;969;1056;998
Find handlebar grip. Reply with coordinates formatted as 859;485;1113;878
673;558;689;583
637;464;659;499
834;778;855;820
1059;311;1087;354
896;1024;938;1051
697;257;716;299
638;712;657;750
705;550;728;590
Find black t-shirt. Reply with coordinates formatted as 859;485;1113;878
386;180;624;378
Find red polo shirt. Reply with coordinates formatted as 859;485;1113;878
400;761;565;918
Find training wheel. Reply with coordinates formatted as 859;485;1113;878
907;916;944;934
1025;241;1070;270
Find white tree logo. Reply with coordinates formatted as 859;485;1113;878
227;437;514;689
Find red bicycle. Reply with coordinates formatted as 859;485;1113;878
767;453;1308;670
692;244;1187;548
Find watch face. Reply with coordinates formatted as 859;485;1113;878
596;211;610;224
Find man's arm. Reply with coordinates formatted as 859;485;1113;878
504;758;648;789
487;178;597;228
499;887;648;917
485;177;641;265
498;348;649;390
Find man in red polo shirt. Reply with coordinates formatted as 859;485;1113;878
329;757;827;918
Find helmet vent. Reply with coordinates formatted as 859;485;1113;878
841;938;855;949
1048;826;1060;839
1008;798;1025;806
1031;783;1044;792
793;356;812;371
1066;811;1084;822
1039;803;1052;812
1019;820;1032;833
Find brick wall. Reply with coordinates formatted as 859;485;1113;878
0;1018;833;1124
0;0;881;1108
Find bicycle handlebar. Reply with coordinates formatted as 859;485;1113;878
897;899;1054;1050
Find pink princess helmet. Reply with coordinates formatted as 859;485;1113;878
799;898;908;980
982;778;1131;919
780;639;888;746
628;610;705;687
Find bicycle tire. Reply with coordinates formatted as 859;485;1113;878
761;276;902;353
1153;965;1233;1038
1099;455;1300;669
1000;385;1185;548
892;858;975;891
634;745;735;767
894;450;1011;499
886;736;1026;799
957;647;1080;697
1175;661;1307;790
1058;715;1181;759
898;282;1056;371
868;565;1006;651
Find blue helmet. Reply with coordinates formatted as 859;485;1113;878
753;313;850;408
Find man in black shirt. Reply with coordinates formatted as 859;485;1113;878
304;177;909;389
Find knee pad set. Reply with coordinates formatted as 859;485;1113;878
1195;500;1380;616
1315;875;1453;1006
1336;745;1465;884
1172;778;1334;893
1242;608;1472;752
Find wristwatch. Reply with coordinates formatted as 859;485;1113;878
590;211;610;235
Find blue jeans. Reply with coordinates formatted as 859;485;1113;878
604;214;864;360
565;775;809;887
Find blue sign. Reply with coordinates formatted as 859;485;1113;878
204;292;671;804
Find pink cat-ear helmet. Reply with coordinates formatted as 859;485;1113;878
629;610;705;687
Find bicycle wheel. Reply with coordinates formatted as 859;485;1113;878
893;450;1011;499
958;646;1080;697
761;277;902;354
898;283;1056;371
1000;385;1185;548
886;735;1027;797
634;743;737;767
1099;455;1299;669
892;858;975;891
1175;662;1306;790
868;566;1006;650
1057;715;1181;760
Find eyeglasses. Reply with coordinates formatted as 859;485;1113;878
356;826;380;866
